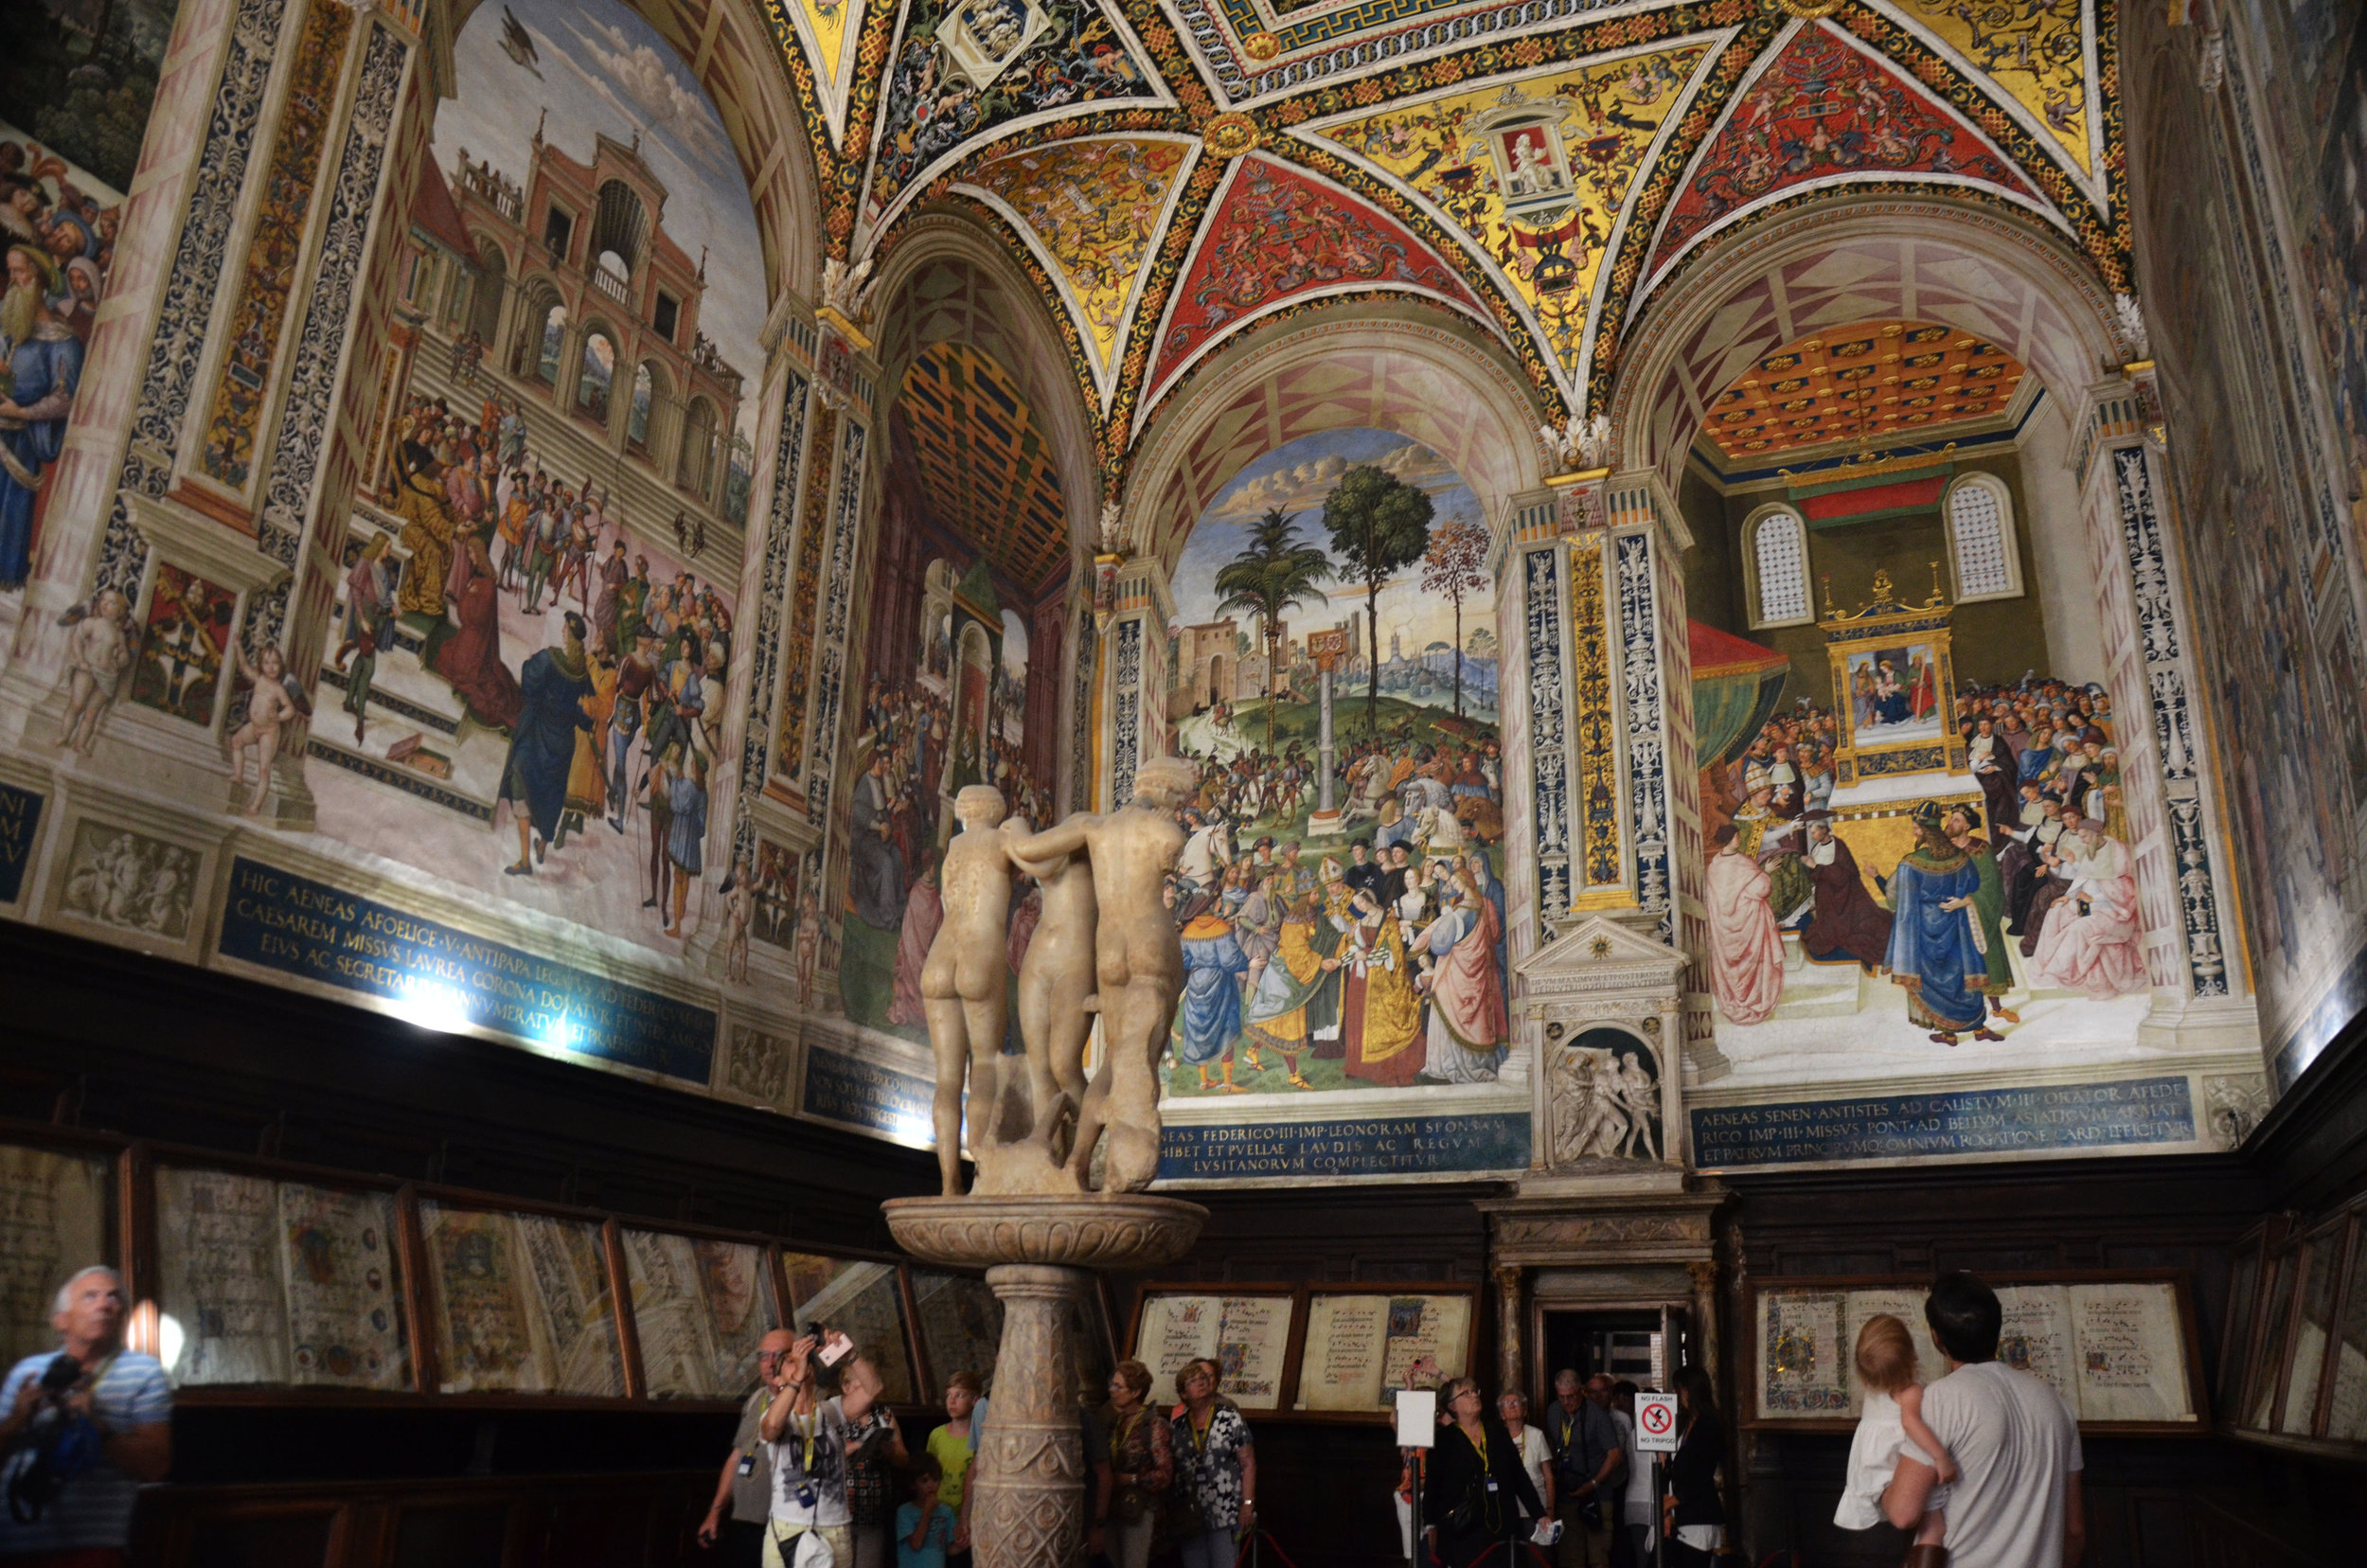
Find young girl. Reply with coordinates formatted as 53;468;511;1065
1835;1314;1958;1544
897;1458;956;1568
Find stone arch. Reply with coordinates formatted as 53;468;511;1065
1610;195;2121;490
1124;303;1553;578
869;211;1106;569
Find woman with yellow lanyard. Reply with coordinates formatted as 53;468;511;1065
1423;1378;1544;1568
1089;1360;1173;1568
758;1332;877;1567
1168;1358;1255;1568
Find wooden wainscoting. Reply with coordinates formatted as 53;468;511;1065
130;1470;714;1568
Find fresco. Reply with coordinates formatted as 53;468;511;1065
1306;43;1709;380
1701;662;2158;1083
1157;429;1508;1099
0;0;169;197
1892;0;2092;174
1146;155;1486;400
863;0;1159;235
1649;23;2038;281
964;136;1192;385
291;0;749;967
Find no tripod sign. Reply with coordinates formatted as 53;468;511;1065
1634;1391;1680;1452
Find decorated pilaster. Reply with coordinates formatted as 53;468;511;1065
0;0;425;833
701;292;817;984
2071;345;2255;1052
1099;553;1174;811
766;261;881;991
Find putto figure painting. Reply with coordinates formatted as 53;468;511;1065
1157;429;1508;1098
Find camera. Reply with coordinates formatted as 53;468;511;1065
6;1355;101;1525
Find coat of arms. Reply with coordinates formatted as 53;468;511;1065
938;0;1052;91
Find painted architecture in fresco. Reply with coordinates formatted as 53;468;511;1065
0;0;2348;1183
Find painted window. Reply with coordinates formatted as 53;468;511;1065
536;303;566;385
578;330;615;423
1746;507;1812;628
1946;474;2022;602
629;363;656;447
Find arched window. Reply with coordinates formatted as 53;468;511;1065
1945;473;2023;602
1744;505;1813;629
469;236;506;346
629;363;658;448
578;329;615;423
536;301;566;385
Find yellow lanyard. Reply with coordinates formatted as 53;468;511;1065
1468;1424;1488;1472
792;1406;818;1480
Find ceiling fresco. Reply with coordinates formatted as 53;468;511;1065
1698;317;2028;459
754;0;2127;483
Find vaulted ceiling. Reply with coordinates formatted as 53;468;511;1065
759;0;2122;483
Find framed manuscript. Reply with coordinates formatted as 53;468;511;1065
152;1164;408;1390
1746;1272;2205;1434
418;1202;623;1398
1127;1286;1300;1411
620;1229;781;1400
0;1139;111;1371
1294;1285;1477;1418
784;1250;918;1405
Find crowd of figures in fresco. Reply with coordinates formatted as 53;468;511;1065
365;391;737;934
1150;729;1511;1096
1705;673;2145;1043
0;134;119;588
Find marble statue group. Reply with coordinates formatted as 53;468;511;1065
922;755;1196;1199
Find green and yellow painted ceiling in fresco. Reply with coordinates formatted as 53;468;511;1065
756;0;2125;477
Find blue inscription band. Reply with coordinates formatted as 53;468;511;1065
1691;1076;2198;1168
216;857;715;1082
803;1046;935;1145
1158;1112;1531;1182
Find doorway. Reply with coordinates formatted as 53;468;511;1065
1536;1307;1683;1402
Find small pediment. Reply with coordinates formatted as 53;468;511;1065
1514;914;1687;997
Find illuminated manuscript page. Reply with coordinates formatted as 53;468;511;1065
790;1256;915;1405
1214;1296;1293;1412
155;1167;288;1385
422;1205;542;1393
1135;1294;1219;1407
1755;1292;1847;1417
1297;1294;1388;1411
1994;1286;2077;1410
515;1214;622;1397
276;1182;407;1389
2068;1282;2194;1423
1379;1295;1469;1400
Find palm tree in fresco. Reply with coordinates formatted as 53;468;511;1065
1213;508;1333;755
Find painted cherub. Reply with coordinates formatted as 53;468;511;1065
226;640;311;816
56;588;135;756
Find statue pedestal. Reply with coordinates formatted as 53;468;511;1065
883;1195;1206;1568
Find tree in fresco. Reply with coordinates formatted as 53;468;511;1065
1420;515;1488;718
1213;507;1333;754
1320;465;1433;737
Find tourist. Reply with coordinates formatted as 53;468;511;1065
845;1360;909;1568
698;1328;794;1565
927;1371;983;1562
1498;1389;1555;1527
1879;1273;2084;1568
1169;1358;1255;1568
759;1331;876;1568
1610;1382;1657;1567
0;1267;171;1564
1662;1367;1725;1566
1836;1314;1954;1554
897;1458;955;1568
1090;1361;1170;1568
1425;1378;1543;1566
1545;1369;1623;1568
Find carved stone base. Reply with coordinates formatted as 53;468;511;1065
883;1195;1205;1568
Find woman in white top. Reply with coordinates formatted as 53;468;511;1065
1495;1391;1555;1523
